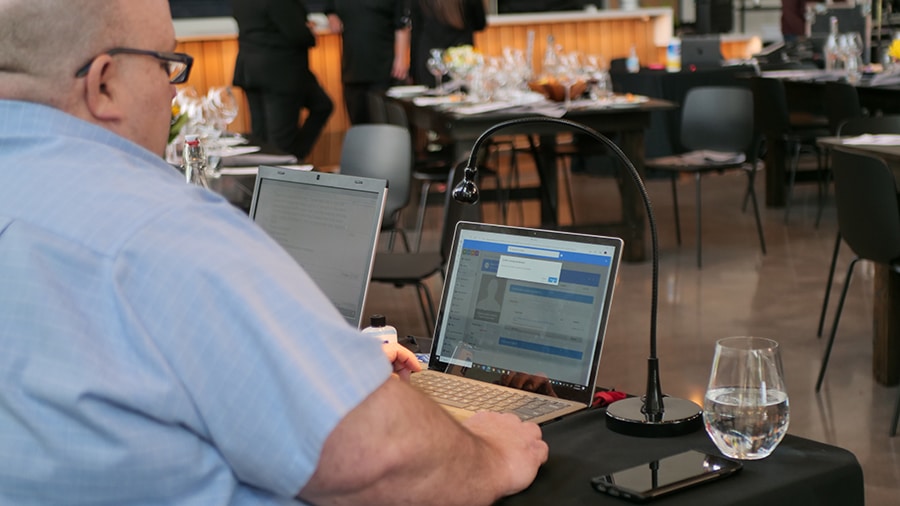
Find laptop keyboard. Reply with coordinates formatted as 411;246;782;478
411;373;572;421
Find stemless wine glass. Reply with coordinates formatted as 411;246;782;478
703;336;790;460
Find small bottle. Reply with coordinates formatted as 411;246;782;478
666;38;681;73
823;17;840;72
361;314;398;344
626;46;640;73
182;134;209;188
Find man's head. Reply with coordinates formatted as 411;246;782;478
0;0;180;155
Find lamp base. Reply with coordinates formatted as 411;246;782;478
605;397;703;437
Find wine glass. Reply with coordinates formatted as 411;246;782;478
206;86;239;136
703;337;790;460
426;48;449;95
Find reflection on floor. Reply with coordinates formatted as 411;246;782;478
362;158;900;505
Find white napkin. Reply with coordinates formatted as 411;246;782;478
841;134;900;146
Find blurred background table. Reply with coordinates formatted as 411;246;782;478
395;96;675;262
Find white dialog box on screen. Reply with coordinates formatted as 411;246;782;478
497;253;562;286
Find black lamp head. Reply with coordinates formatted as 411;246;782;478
452;166;480;204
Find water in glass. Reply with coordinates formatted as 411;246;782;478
703;336;789;460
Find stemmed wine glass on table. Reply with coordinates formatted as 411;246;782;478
206;86;240;137
839;32;864;83
426;48;449;95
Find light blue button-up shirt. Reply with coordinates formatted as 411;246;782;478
0;100;390;505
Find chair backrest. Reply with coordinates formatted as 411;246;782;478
831;150;900;264
367;91;388;125
440;164;482;263
384;100;409;128
750;77;791;136
837;115;900;137
680;86;754;154
340;124;412;221
823;82;862;135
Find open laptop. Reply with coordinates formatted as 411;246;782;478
248;165;388;328
681;36;724;69
412;222;623;425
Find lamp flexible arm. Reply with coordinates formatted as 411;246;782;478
453;116;664;417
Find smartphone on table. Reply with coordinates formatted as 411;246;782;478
590;449;742;503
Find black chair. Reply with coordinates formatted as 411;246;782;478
816;115;900;338
369;165;481;335
382;100;458;251
813;150;900;436
339;124;412;251
750;76;829;224
823;81;864;136
645;86;766;268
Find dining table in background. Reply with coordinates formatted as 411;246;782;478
817;135;900;386
760;69;900;207
392;93;676;263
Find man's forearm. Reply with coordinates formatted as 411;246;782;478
299;377;544;505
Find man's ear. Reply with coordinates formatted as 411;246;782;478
83;54;124;122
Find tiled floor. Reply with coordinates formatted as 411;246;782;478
363;156;900;505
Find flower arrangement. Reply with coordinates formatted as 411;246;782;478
889;37;900;62
168;102;188;144
443;45;482;78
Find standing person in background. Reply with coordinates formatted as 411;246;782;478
232;0;333;161
410;0;487;86
324;0;411;125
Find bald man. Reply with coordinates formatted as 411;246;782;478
0;1;547;504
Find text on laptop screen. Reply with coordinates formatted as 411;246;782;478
432;225;620;397
251;172;385;327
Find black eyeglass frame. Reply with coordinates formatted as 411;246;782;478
74;47;194;84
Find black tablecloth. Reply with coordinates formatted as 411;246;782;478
499;407;863;506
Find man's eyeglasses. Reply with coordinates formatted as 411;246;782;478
74;48;194;84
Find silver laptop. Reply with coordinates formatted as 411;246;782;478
681;35;724;68
412;222;623;425
248;166;388;328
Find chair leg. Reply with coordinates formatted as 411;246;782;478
817;231;842;337
815;257;859;392
892;388;900;436
415;281;437;336
815;160;831;229
671;175;682;246
414;180;432;252
747;168;767;255
695;173;703;269
560;154;577;224
784;142;801;224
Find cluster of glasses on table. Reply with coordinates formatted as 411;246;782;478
425;45;614;110
823;31;865;84
166;85;241;168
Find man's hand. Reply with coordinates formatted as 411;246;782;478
381;342;422;381
326;13;343;33
462;412;548;497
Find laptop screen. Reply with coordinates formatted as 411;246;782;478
429;222;622;404
248;166;388;328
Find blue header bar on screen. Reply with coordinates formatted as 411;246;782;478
462;239;613;267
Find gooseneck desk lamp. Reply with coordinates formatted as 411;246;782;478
452;117;702;437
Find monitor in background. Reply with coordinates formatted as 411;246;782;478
248;166;388;328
